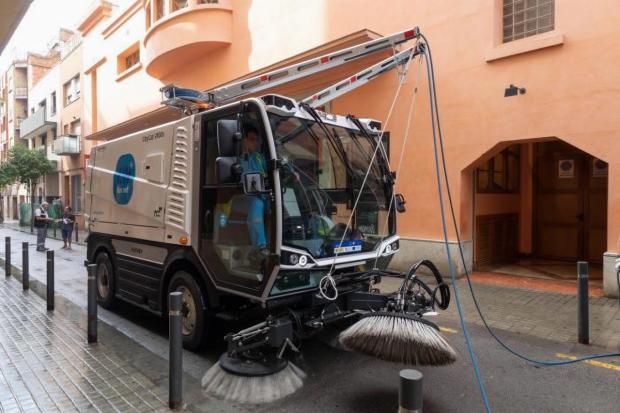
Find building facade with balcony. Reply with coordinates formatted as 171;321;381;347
0;28;85;221
57;35;85;217
0;59;30;221
75;0;620;298
21;62;60;204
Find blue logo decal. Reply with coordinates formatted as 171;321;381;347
113;154;135;205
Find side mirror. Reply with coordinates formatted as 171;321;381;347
217;120;241;157
242;172;267;194
395;193;406;213
216;156;240;184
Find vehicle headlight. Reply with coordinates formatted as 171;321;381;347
384;244;392;254
289;253;299;265
299;255;308;267
390;240;399;251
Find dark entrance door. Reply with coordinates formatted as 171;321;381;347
534;141;607;263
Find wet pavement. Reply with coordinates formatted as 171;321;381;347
0;274;175;412
0;225;618;412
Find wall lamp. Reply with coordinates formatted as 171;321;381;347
504;84;526;97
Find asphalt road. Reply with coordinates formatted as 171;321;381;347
109;301;620;413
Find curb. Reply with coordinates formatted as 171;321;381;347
0;255;91;325
0;224;87;246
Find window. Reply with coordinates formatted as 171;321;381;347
117;43;140;75
63;75;80;106
171;0;188;12
476;145;520;193
71;174;82;212
502;0;554;43
145;3;151;30
155;0;164;20
50;92;56;115
70;119;81;136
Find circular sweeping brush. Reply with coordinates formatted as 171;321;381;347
339;311;457;366
202;352;306;404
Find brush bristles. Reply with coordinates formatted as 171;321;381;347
339;315;457;366
202;361;306;404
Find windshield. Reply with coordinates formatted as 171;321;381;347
271;114;395;259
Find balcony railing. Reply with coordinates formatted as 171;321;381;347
143;0;232;78
54;134;80;156
19;107;55;139
14;87;27;99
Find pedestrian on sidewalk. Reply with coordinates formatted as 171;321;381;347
34;202;52;252
60;206;75;250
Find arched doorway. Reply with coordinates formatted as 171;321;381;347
471;139;607;285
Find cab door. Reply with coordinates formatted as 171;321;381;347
198;105;274;295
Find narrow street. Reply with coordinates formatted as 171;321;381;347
1;226;618;412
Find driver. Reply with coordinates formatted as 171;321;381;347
231;125;269;265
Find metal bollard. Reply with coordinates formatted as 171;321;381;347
169;291;183;410
87;264;98;343
22;242;29;290
47;250;54;311
399;369;423;413
577;261;589;345
5;236;10;277
75;222;78;243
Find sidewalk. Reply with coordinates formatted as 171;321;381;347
1;221;88;246
381;273;620;350
0;227;213;382
0;272;183;412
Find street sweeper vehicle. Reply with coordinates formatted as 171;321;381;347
85;27;456;403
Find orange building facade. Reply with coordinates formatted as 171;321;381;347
77;0;620;298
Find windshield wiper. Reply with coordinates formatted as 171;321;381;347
299;103;355;180
347;115;394;187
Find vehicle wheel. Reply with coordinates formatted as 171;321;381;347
168;271;208;350
95;252;117;309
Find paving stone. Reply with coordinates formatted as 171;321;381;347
0;275;169;412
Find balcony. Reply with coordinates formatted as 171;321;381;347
54;134;80;156
14;87;27;99
143;0;232;79
19;107;56;139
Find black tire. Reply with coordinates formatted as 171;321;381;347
95;252;117;309
168;271;208;350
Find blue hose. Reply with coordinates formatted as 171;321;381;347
423;49;493;413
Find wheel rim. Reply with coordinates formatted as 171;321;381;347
97;263;110;298
176;285;197;336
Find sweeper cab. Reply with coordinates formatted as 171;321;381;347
85;27;455;402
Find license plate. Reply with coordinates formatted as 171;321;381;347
332;240;363;254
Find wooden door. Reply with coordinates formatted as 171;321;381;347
534;141;607;262
586;158;608;262
64;175;70;206
475;214;518;267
